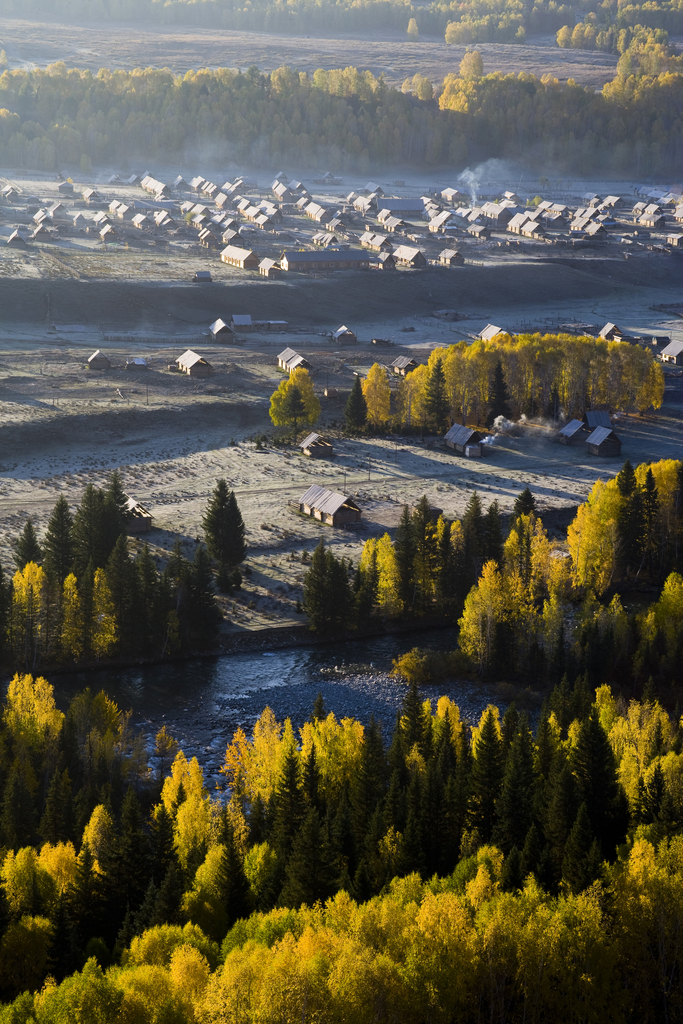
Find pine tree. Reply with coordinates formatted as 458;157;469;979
570;710;629;858
468;708;503;842
562;803;602;894
150;864;184;927
616;459;644;577
302;744;321;812
271;746;305;864
313;692;326;721
493;720;536;853
72;484;107;575
215;816;252;930
105;534;136;648
401;679;425;752
424;356;449;430
102;788;152;937
135;544;163;655
150;804;177;884
351;716;386;844
2;766;36;849
103;470;128;555
187;544;222;648
203;480;247;579
303;541;351;634
14;518;42;570
44;496;74;586
279;808;336;908
281;384;306;432
40;767;73;844
642;467;660;578
486;359;511;426
132;881;158;936
345;376;367;431
512;487;536;522
412;497;437;613
484;500;503;564
394;505;416;611
462;491;485;588
545;758;579;873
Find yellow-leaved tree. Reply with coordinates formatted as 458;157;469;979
61;573;83;661
458;561;507;676
4;673;64;755
362;363;391;426
11;563;44;670
91;568;117;657
269;367;320;431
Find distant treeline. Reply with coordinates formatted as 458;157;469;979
2;0;683;43
1;61;683;174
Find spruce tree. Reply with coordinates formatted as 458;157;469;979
401;679;425;752
202;480;247;579
14;518;42;570
313;692;326;722
215;818;252;930
151;864;184;926
351;716;386;844
2;767;36;849
105;534;135;649
394;505;416;611
44;496;74;586
187;544;222;648
642;467;660;577
282;384;306;432
462;491;485;588
424;356;449;430
72;484;107;575
67;842;103;946
486;360;511;426
493;720;536;853
412;496;437;613
279;808;336;908
345;376;367;431
135;544;163;655
271;747;305;864
468;708;503;842
561;803;602;894
40;767;73;845
512;487;536;522
484;500;503;564
102;788;152;937
102;471;128;557
616;459;643;577
545;759;579;873
570;710;629;858
303;541;351;634
302;744;321;812
150;804;177;884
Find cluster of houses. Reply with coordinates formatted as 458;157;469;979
558;410;622;456
87;347;214;377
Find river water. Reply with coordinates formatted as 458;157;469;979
54;629;508;784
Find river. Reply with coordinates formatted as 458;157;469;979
54;629;511;784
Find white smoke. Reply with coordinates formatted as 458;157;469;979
492;415;516;432
457;158;523;207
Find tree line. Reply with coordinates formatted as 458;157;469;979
1;667;683;1021
1;60;683;175
1;475;247;669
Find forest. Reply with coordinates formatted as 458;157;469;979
0;475;246;671
0;663;682;1021
2;0;683;42
1;57;683;174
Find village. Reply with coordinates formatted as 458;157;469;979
1;168;683;276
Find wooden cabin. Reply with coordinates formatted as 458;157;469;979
298;484;361;526
661;340;683;365
445;424;484;456
333;325;357;345
585;426;622;457
558;419;585;445
88;349;111;371
299;433;334;459
176;349;212;377
277;347;311;373
124;496;154;534
583;410;612;430
391;356;418;376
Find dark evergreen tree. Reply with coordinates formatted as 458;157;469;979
101;788;151;937
401;679;425;753
468;708;504;842
279;808;336;908
186;544;222;647
14;517;42;570
102;470;128;556
570;710;629;858
40;767;73;845
150;864;184;927
2;767;36;850
67;842;102;946
71;484;107;575
313;692;326;722
520;823;542;879
202;480;247;588
150;804;177;885
132;881;158;936
303;540;351;634
282;384;306;432
493;719;536;853
351;716;386;844
424;356;449;430
215;816;252;930
486;359;511;426
561;803;602;894
501;847;523;891
412;496;437;614
135;544;163;656
462;491;485;589
302;744;321;812
484;500;504;565
642;467;660;577
512;487;537;522
271;747;305;865
345;375;367;431
105;534;136;649
616;459;643;577
394;505;416;611
545;759;579;873
43;495;74;586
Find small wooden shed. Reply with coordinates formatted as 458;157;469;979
126;358;147;371
558;419;585;445
585;426;622;457
391;356;418;376
299;433;334;459
445;424;484;456
299;484;361;526
209;318;235;341
333;325;357;345
584;410;612;429
661;340;683;365
278;347;311;373
124;496;154;533
88;349;111;371
176;349;212;377
439;249;464;265
259;258;281;278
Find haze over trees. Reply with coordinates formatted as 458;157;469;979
0;57;682;174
